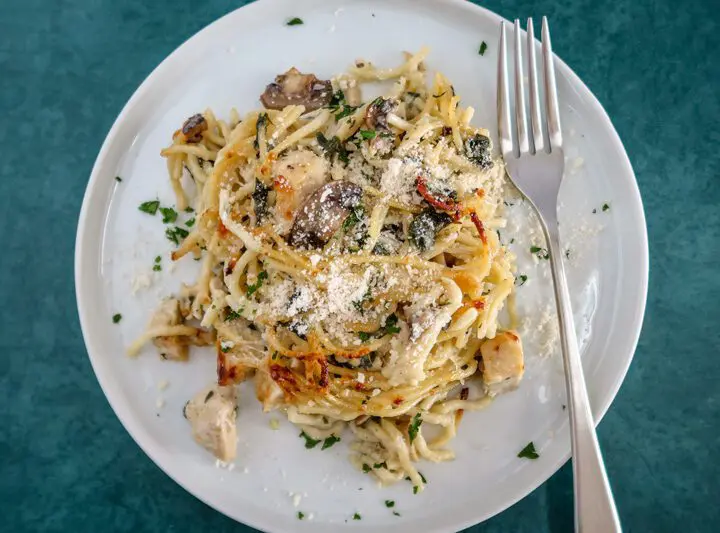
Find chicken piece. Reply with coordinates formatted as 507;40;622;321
150;298;215;361
273;149;329;235
183;384;238;462
255;367;285;412
479;331;525;396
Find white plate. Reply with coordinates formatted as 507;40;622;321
74;0;648;531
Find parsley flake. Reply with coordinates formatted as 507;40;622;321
373;462;387;469
300;431;321;449
184;206;194;213
246;271;268;297
152;264;161;272
408;413;422;443
518;441;540;459
138;200;160;215
478;41;488;55
224;308;243;322
297;511;305;520
160;207;177;224
165;226;189;245
385;500;395;508
115;176;122;182
362;463;371;473
359;129;376;140
185;218;195;227
602;203;610;212
286;17;304;26
358;331;371;342
353;513;361;521
321;435;341;450
516;274;528;286
530;246;550;260
154;256;161;263
112;313;122;324
413;486;419;494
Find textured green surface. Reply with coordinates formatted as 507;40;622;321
1;0;718;531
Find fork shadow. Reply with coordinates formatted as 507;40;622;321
545;461;575;532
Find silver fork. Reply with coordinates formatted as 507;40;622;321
498;18;622;532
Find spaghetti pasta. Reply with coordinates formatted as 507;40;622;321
131;50;526;491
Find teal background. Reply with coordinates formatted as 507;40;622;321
1;0;718;531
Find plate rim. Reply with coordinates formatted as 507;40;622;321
74;0;649;530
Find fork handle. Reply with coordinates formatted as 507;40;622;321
544;221;622;533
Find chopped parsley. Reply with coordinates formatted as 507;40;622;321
518;441;539;459
138;200;160;215
184;206;194;213
316;132;349;163
343;205;365;231
115;176;122;182
321;435;341;450
286;17;304;26
530;245;550;260
152;264;161;272
246;271;268;297
160;206;177;224
362;463;372;473
419;472;427;484
602;203;610;212
358;331;371;342
335;104;358;121
478;41;488;55
220;343;231;353
185;218;195;227
300;431;321;449
224;308;243;322
165;226;189;245
516;274;528;286
154;256;161;263
413;486;419;494
112;313;122;324
359;129;376;140
353;513;361;521
373;462;387;469
382;314;400;335
385;500;395;508
408;413;422;443
297;511;305;520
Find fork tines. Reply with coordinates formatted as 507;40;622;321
498;17;563;158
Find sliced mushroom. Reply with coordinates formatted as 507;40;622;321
260;68;333;111
365;97;397;131
288;180;363;249
184;384;238;461
479;331;524;396
273;149;329;235
179;113;207;143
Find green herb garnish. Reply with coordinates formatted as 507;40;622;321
321;435;341;450
287;17;304;26
300;431;321;449
382;314;400;335
297;511;305;520
115;176;122;182
316;132;349;163
224;307;243;322
246;271;268;297
518;441;539;459
413;486;419;494
478;41;488;55
138;200;160;215
516;274;528;286
353;513;361;520
362;463;371;473
359;130;376;140
358;331;371;342
419;472;427;484
385;500;395;508
112;313;122;324
185;218;195;227
152;264;161;272
160;207;177;224
184;206;194;213
154;256;161;263
530;246;549;260
373;462;387;469
602;203;610;212
408;413;422;443
165;226;189;245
